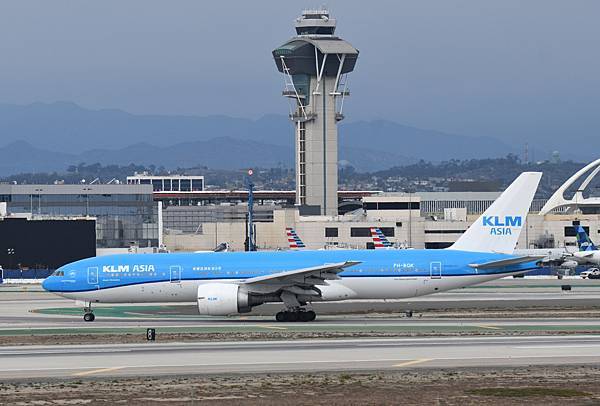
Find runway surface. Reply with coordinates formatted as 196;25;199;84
1;280;599;333
2;298;600;335
1;282;600;382
1;335;600;379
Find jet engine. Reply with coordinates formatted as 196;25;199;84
197;283;252;316
560;260;579;269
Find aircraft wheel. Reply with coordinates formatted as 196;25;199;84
298;311;311;322
275;312;286;322
287;312;299;322
299;310;316;322
83;313;95;322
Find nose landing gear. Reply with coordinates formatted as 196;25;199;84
83;302;95;322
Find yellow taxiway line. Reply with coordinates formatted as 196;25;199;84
477;325;503;330
257;324;288;330
72;366;125;377
393;358;433;368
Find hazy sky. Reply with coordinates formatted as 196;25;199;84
1;1;599;151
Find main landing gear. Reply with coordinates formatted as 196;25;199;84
83;302;95;322
276;291;317;322
275;309;316;322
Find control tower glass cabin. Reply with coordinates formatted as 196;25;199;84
273;9;358;216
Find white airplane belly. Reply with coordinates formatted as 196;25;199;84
328;272;525;301
60;280;212;303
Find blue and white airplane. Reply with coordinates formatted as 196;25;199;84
43;172;543;322
575;225;598;252
573;226;600;267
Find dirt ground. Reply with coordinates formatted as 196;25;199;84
1;365;599;405
3;328;600;346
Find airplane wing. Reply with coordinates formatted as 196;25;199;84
469;255;545;270
242;261;360;292
575;251;595;258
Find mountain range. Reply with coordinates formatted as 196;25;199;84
0;102;522;175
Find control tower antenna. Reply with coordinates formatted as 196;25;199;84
273;9;359;216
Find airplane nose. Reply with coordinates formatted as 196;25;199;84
42;273;57;292
41;277;50;291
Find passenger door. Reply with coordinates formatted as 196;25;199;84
430;261;442;279
87;266;99;285
170;265;182;283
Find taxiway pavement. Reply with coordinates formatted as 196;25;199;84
1;335;600;379
1;279;600;329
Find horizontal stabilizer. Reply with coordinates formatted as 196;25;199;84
469;255;545;269
574;251;594;258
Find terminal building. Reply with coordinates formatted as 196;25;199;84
1;180;597;256
0;184;158;249
159;188;600;253
127;172;204;193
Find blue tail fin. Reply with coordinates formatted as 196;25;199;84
576;226;597;251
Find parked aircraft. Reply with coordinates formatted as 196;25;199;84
370;227;393;249
285;228;306;249
572;226;600;267
43;172;543;322
286;227;395;250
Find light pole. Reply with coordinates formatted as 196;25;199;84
83;187;92;217
245;169;256;251
34;188;43;215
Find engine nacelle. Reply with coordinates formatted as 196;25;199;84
560;260;579;269
197;283;251;316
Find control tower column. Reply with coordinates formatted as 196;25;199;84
273;9;359;216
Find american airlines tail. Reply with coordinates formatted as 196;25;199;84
285;228;306;249
370;227;392;249
449;172;542;254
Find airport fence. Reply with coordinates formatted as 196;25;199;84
0;269;53;283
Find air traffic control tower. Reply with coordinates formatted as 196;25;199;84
273;9;358;216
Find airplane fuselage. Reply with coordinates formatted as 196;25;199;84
43;249;536;304
573;250;600;266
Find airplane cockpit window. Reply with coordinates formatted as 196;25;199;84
52;270;65;276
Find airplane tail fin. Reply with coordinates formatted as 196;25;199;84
448;172;542;254
576;226;597;251
286;228;306;249
370;227;392;249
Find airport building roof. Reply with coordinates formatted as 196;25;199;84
0;184;152;195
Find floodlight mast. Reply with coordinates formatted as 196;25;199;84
272;9;359;216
